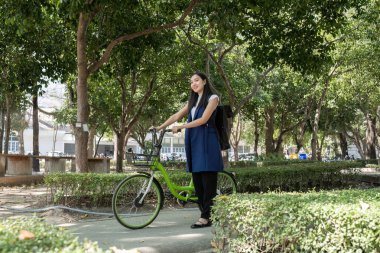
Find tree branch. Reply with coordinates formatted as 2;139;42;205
183;31;237;105
26;100;56;116
218;43;237;63
126;76;156;130
87;0;199;74
233;64;275;116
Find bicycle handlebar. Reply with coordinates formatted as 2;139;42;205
148;128;182;133
148;127;182;157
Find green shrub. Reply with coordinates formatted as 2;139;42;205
361;159;379;165
230;159;319;168
0;216;107;253
44;171;191;206
212;188;380;253
44;161;362;207
233;161;361;192
44;173;127;206
366;164;380;169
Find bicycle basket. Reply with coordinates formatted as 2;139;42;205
132;153;159;167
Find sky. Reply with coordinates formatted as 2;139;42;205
38;82;66;111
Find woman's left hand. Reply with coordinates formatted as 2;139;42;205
172;126;182;133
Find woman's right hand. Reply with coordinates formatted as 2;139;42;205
149;126;160;132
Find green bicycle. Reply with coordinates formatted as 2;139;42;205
112;129;237;229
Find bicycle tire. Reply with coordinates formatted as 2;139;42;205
112;174;164;229
217;171;237;195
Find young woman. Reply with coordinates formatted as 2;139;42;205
157;71;223;228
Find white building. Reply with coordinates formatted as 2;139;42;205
3;83;257;159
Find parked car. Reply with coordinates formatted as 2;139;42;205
47;151;64;157
239;153;256;161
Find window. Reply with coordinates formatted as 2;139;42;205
8;133;19;153
161;146;171;153
173;147;185;153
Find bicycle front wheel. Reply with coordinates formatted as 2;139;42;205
217;171;237;195
112;174;164;229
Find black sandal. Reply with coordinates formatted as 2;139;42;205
190;219;212;229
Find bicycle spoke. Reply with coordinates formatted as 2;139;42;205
217;172;237;195
112;174;163;229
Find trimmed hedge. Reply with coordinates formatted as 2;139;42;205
160;158;375;169
212;189;380;253
233;161;361;192
366;164;380;169
45;173;126;206
45;161;362;207
44;171;191;206
230;159;319;168
158;159;320;169
0;217;107;253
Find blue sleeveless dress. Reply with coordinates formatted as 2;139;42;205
184;105;224;173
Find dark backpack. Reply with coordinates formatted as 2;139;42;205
213;105;232;150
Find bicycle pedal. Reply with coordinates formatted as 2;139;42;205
164;191;172;198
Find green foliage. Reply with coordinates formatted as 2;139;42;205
44;161;363;207
230;159;318;168
44;172;191;206
44;173;126;206
0;216;107;253
195;0;364;74
212;189;380;253
233;161;362;193
0;0;75;93
365;163;380;169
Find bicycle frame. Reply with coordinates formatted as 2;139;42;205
138;129;197;203
151;159;197;202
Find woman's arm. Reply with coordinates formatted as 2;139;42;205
157;103;189;131
173;97;218;132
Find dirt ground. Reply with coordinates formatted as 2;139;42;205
0;185;199;226
0;185;96;224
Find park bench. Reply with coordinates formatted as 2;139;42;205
0;154;110;176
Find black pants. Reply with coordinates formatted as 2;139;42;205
192;172;218;220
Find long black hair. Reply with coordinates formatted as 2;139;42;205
188;71;219;110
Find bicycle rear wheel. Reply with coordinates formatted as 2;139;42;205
112;174;164;229
217;171;237;195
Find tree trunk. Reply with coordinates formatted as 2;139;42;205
338;132;348;159
230;113;242;161
377;106;380;165
317;132;326;161
274;134;284;154
264;106;275;154
0;101;5;153
345;129;366;159
311;116;320;161
94;130;105;158
365;113;377;159
75;13;91;172
52;125;58;153
87;126;96;158
115;130;127;173
4;95;11;155
123;131;131;154
311;63;338;160
32;95;40;172
233;146;239;162
18;128;25;155
253;110;259;155
332;135;341;159
294;123;306;153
